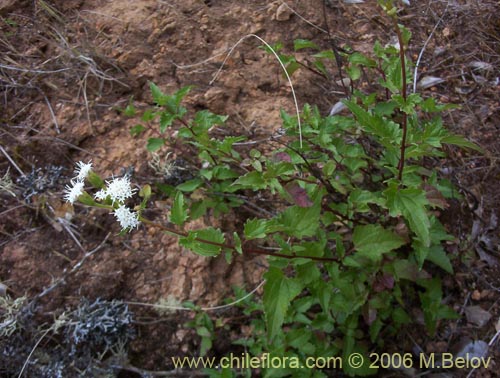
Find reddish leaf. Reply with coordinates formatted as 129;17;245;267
373;274;395;292
424;184;449;209
286;183;313;208
274;152;292;162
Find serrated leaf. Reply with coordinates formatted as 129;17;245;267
441;134;483;152
353;224;405;262
179;227;225;257
160;111;176;133
147;137;165;152
233;232;242;254
263;268;302;340
426;244;453;273
149;82;168;106
244;218;269;240
279;190;322;238
385;184;431;247
141;109;156;121
171;191;188;226
130;124;146;137
231;171;266;190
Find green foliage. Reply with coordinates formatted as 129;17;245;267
118;3;481;375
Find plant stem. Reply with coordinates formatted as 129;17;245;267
394;20;408;183
140;218;338;263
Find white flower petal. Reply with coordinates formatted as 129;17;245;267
94;189;108;201
106;176;136;204
74;161;93;182
64;180;85;204
113;205;140;231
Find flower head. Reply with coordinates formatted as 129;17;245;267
113;205;140;231
74;161;93;182
105;176;136;204
64;180;85;204
94;188;108;201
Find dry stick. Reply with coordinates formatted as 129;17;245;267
279;1;328;34
412;3;449;93
465;327;500;378
209;34;303;148
18;328;51;378
30;233;111;302
40;91;60;134
0;145;25;175
126;280;266;313
394;20;409;183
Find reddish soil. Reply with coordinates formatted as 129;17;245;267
1;0;499;377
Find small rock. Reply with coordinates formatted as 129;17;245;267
275;3;293;21
456;340;488;359
471;289;481;301
465;305;492;327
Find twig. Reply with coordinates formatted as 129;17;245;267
0;145;24;175
30;233;111;302
209;34;303;148
279;1;328;34
18;328;51;378
465;327;500;378
127;280;266;312
412;3;449;93
40;90;60;134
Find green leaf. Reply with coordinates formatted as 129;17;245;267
285;61;301;77
87;171;105;189
441;134;483;152
77;191;96;206
147;137;165;152
279;191;322;238
231;171;267;190
244;218;270;240
130;124;146;137
353;224;405;262
263;268;302;340
294;39;319;51
349;52;376;67
159;111;176;133
429;245;453;273
149;82;168;106
123;101;136;117
384;184;431;247
176;178;203;192
141;109;156;121
171;191;188;226
313;50;335;60
179;227;225;257
233;232;242;254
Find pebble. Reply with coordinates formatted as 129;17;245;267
275;3;293;21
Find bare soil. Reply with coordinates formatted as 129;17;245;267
1;1;499;377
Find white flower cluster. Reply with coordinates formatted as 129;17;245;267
64;161;140;232
96;176;136;204
94;175;140;232
64;161;92;204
